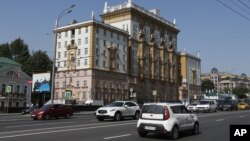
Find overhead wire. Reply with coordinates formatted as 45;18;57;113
238;0;250;10
216;0;250;21
230;0;250;15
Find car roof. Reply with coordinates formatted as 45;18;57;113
142;102;184;106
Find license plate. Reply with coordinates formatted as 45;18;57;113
145;126;156;130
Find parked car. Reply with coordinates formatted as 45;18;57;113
137;103;199;140
21;106;39;114
196;99;217;113
187;103;198;112
31;104;73;120
221;100;238;111
238;102;250;110
95;101;140;121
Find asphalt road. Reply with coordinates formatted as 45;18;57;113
0;110;250;141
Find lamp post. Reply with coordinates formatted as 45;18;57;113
51;4;75;104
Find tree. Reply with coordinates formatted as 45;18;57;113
0;43;11;58
9;38;30;74
233;86;248;99
201;79;215;92
27;50;52;76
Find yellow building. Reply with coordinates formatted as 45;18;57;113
179;52;202;102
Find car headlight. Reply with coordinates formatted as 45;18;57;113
110;109;116;112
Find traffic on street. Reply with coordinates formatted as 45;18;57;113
1;110;250;141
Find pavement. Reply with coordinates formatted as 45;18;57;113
0;111;95;116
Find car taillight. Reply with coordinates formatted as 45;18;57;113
164;106;170;120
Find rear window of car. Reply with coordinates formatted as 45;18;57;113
141;105;164;114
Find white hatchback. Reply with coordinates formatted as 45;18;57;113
137;103;199;140
95;101;140;121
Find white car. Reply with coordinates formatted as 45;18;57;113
187;103;198;113
196;99;217;113
95;101;140;121
137;103;199;140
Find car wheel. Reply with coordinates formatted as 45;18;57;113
134;111;140;119
138;131;147;137
171;126;179;140
44;114;50;120
193;122;199;135
114;112;121;121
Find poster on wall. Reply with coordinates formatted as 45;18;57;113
32;72;51;92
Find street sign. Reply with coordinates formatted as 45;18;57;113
65;91;72;100
6;86;11;93
153;90;157;96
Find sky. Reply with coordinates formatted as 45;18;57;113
1;0;250;76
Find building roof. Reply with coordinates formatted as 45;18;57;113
0;57;21;67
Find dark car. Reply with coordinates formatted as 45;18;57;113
221;100;238;111
31;104;73;120
22;106;39;114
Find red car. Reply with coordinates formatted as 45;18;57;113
31;104;73;120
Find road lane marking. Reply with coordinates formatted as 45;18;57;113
239;116;245;118
104;134;131;140
0;122;135;139
5;121;75;128
0;120;136;135
216;119;224;122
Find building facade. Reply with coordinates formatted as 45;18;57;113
0;57;31;112
53;0;199;104
179;52;201;101
54;19;129;104
201;68;250;93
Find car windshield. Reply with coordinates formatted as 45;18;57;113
199;101;209;104
141;105;164;114
40;105;52;110
107;102;124;107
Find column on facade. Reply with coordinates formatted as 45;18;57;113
149;33;156;80
137;29;146;79
159;37;166;81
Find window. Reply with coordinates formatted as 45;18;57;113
96;38;99;45
64;41;67;47
78;39;81;45
117;34;120;40
117;63;119;69
64;61;66;67
96;48;99;55
58;52;61;58
104;29;106;36
85;27;88;33
69;77;72;83
57;62;60;68
2;84;6;93
84;81;87;87
57;42;61;48
71;29;75;38
84;70;87;76
77;70;80;76
96;27;99;34
84;59;88;66
103;61;106;67
56;82;59;88
64;51;67;57
117;53;119;59
103;40;106;46
85;48;88;54
76;81;80;87
96;59;99;66
85;37;88;44
123;45;126;51
78;49;81;55
110;32;113;38
171;106;181;114
17;85;20;93
58;33;61;38
24;86;27;94
77;60;80;66
103;50;106;56
78;28;81;35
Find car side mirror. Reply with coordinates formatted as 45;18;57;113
124;105;128;108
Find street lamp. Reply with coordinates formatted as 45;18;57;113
51;4;75;104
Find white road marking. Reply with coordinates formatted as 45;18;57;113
5;121;75;128
0;122;135;139
104;134;132;140
216;119;224;122
239;116;245;118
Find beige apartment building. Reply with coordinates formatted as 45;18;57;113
53;0;200;104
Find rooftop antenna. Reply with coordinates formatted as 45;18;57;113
173;18;176;24
197;51;200;58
